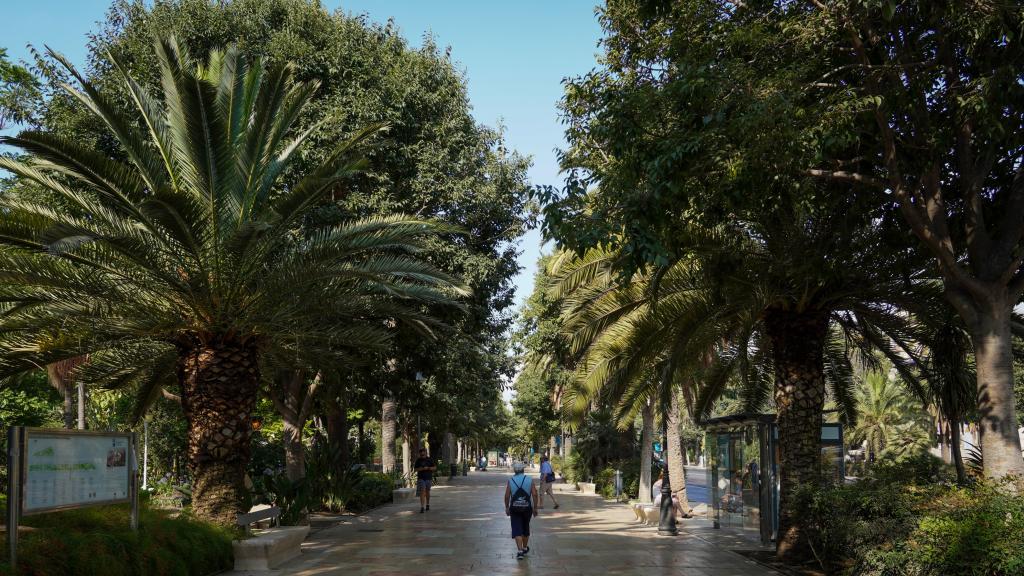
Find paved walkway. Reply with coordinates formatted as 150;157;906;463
227;469;779;576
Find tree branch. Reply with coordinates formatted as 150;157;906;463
805;169;887;189
299;371;322;423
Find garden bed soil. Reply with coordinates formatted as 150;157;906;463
734;550;827;576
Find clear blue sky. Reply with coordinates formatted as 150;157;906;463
2;0;605;311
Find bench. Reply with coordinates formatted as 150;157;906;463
232;506;310;571
577;482;596;495
393;487;416;501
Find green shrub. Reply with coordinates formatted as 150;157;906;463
794;457;1024;576
346;472;394;513
564;452;588;483
595;467;616;498
594;460;642;500
0;503;232;576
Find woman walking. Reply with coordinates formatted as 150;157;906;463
537;455;559;509
504;461;539;560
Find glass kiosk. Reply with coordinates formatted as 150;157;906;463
702;413;844;545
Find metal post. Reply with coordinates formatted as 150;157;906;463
658;409;678;536
7;427;21;568
130;432;139;531
77;382;85;430
142;420;149;490
614;469;622;498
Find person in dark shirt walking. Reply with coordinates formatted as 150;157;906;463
413;448;436;513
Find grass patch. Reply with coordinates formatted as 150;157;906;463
0;498;232;576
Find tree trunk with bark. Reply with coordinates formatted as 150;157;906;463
270;370;321;484
640;400;654;504
764;308;829;563
177;333;260;528
282;417;304;483
965;297;1024;480
324;397;350;473
381;397;397;473
666;388;690;513
402;427;412;486
357;420;367;462
938;418;951;464
951;421;967;484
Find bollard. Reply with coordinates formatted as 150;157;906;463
614;469;623;498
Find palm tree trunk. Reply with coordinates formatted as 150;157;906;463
177;334;260;528
639;400;654;504
381;397;397;473
764;307;829;563
666;388;690;513
47;359;82;430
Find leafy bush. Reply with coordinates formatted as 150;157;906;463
0;503;232;576
794;457;1024;576
563;452;588;483
595;459;642;500
346;472;394;513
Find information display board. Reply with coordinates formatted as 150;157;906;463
20;429;133;514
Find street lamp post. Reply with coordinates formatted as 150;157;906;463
658;404;678;536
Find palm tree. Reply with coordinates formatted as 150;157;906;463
849;371;929;464
0;38;464;526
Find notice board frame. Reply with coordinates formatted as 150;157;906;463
6;427;139;567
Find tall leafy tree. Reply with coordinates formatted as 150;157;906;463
0;47;39;130
536;0;949;560
799;2;1024;479
0;39;462;526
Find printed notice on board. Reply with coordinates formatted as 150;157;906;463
23;431;131;513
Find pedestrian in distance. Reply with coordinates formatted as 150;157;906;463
537;455;559;509
504;461;539;560
414;448;436;513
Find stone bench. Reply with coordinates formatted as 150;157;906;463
577;482;596;495
233;505;309;571
233;526;310;571
393;487;416;501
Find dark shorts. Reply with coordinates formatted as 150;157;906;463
510;509;532;538
416;479;432;495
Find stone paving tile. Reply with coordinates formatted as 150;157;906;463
224;469;780;576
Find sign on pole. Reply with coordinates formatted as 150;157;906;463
6;427;138;568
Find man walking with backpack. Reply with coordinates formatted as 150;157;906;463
504;461;539;560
